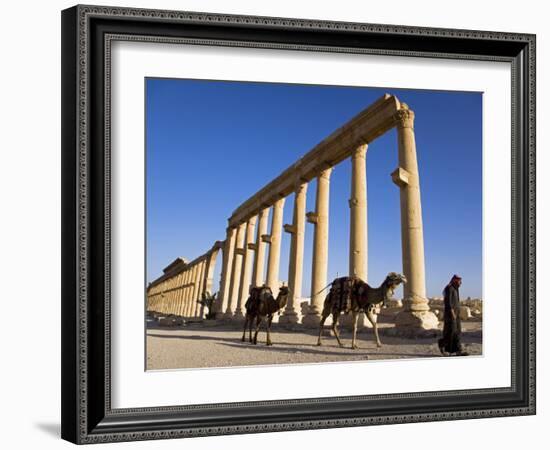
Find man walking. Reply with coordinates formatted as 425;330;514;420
438;274;468;356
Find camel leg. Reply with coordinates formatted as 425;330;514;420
332;312;344;347
242;315;249;342
266;315;273;346
248;315;254;343
253;316;263;345
351;311;359;349
366;310;382;347
317;311;329;346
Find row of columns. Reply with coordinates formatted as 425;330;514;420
214;106;435;330
147;246;221;318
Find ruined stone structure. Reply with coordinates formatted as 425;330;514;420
147;242;222;318
146;94;438;331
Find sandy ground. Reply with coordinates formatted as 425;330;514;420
146;320;482;370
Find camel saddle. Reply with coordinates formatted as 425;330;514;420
329;276;361;313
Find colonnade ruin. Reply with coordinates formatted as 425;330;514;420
146;94;439;331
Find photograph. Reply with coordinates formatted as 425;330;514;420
58;4;536;443
144;79;483;370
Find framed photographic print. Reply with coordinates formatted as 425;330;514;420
61;4;536;444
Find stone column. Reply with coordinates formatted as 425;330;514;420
235;217;257;319
158;284;164;314
216;227;236;317
176;276;182;314
280;181;308;325
166;279;173;314
180;271;189;316
174;273;182;316
224;222;246;318
163;282;169;314
180;272;187;315
165;281;170;314
391;105;438;330
185;269;194;316
190;265;200;317
204;247;220;296
194;260;206;317
251;207;269;287
185;266;196;317
349;143;368;280
265;197;285;298
159;283;165;314
303;166;332;327
180;270;189;316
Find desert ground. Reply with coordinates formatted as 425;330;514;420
146;319;482;370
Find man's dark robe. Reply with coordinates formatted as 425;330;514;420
438;283;462;354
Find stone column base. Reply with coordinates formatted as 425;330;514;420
339;312;375;329
232;311;246;321
278;311;302;327
301;312;321;328
394;310;439;330
218;312;238;321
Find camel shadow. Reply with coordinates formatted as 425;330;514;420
148;331;368;349
147;332;245;344
220;341;437;359
220;341;371;357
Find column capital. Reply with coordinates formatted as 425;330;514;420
273;196;286;209
261;234;272;243
351;143;368;160
393;107;415;129
257;206;269;217
318;165;333;180
293;179;308;193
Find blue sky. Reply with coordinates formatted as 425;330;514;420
146;78;482;299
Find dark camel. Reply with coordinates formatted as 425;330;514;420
317;272;407;349
241;285;290;346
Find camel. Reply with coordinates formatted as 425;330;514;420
241;285;290;346
317;272;407;349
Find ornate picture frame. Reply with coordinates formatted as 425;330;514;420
61;4;535;444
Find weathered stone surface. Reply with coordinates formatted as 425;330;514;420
304;167;333;327
385;298;403;308
460;306;472;321
280;182;308;325
158;316;184;327
394;310;439;330
349;144;368;280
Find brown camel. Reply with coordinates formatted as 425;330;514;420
241;285;290;346
317;272;407;349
